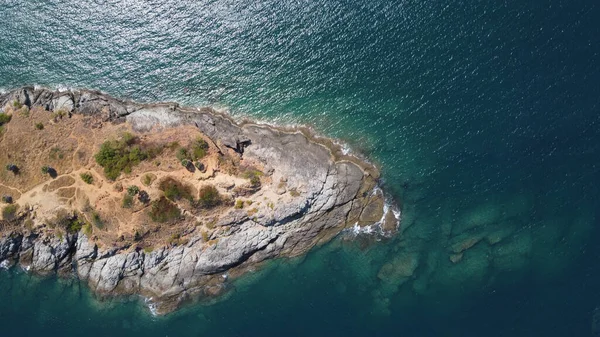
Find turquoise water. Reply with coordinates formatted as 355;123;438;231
1;0;600;335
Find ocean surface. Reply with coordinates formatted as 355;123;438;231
1;0;600;336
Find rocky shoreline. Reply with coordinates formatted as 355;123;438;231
0;87;399;314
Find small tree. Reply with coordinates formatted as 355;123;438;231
41;165;50;174
197;185;220;208
5;164;18;174
122;194;134;208
138;190;150;204
80;172;94;184
181;159;194;172
127;185;140;196
2;204;18;220
1;195;12;204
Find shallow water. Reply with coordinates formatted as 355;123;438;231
1;0;600;336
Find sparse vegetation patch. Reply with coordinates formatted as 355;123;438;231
197;185;220;209
159;178;193;202
80;172;94;184
122;194;134;208
0;113;12;126
2;204;18;220
242;168;263;187
149;196;181;223
94;132;161;180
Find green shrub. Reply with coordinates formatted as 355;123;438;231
80;172;94;184
127;185;140;196
12;100;22;109
41;165;56;177
142;174;153;186
149;197;181;223
176;148;189;162
2;204;18;220
49;147;64;160
5;164;18;174
197;185;220;208
175;138;209;164
242;168;263;187
159;178;193;201
49;210;85;233
35;122;44;130
0;113;12;125
168;233;181;246
19;107;30;118
191;138;208;160
94;133;160;180
122;194;134;208
138;190;151;204
67;219;85;233
235;199;244;209
82;222;92;236
91;211;104;229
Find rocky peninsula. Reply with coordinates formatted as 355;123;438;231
0;87;398;314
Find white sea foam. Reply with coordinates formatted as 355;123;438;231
345;186;401;238
144;297;159;316
0;260;10;269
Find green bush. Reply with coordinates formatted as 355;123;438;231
197;185;220;208
242;168;263;187
191;138;208;160
235;199;244;209
149;197;181;223
142;174;153;186
176;148;189;162
122;194;134;208
127;185;140;196
2;204;18;220
82;222;92;236
49;147;64;160
41;165;53;175
67;219;85;233
49;210;85;233
80;172;94;184
5;164;18;174
0;113;12;125
91;211;104;229
94;133;160;180
138;190;151;204
159;178;193;201
175;139;209;163
35;122;44;130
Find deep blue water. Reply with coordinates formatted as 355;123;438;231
1;0;599;336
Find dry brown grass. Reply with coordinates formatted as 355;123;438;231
0;108;244;251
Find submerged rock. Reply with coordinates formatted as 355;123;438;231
491;230;532;271
377;251;420;285
433;243;491;288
